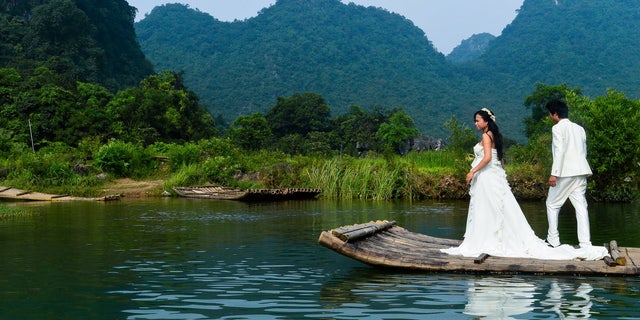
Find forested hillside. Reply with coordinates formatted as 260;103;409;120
135;0;640;141
0;0;154;91
463;0;640;100
0;0;215;149
135;0;471;139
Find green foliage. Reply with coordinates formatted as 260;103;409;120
275;134;306;155
375;109;420;155
107;71;217;145
332;106;387;155
135;2;459;139
28;0;101;85
523;83;581;139
266;92;332;139
136;0;640;142
94;140;150;178
568;90;640;201
0;141;102;194
0;0;153;91
301;156;406;200
229;113;272;151
444;116;476;154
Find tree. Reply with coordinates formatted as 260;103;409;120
229;112;272;151
333;105;387;156
107;71;217;145
375;109;420;155
27;0;103;86
569;90;640;201
523;84;581;139
444;116;476;154
265;92;331;139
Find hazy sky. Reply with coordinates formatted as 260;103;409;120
128;0;524;54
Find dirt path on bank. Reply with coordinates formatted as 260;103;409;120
102;178;166;198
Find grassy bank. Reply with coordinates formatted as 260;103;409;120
0;139;552;201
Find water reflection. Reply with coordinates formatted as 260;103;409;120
2;199;640;319
464;277;536;318
463;277;602;319
542;281;594;319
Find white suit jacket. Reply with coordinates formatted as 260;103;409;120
550;119;592;177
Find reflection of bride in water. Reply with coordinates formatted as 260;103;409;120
464;277;535;318
465;277;594;319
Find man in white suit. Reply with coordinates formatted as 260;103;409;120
545;99;593;248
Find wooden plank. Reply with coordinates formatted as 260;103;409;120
474;253;490;264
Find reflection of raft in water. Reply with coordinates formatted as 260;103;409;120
172;186;322;201
318;220;640;276
0;186;120;201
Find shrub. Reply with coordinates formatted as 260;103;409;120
94;140;149;178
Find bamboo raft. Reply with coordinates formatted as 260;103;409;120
318;220;640;276
172;186;322;201
0;186;120;202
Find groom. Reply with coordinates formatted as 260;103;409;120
544;99;593;248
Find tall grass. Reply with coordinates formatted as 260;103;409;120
302;157;406;200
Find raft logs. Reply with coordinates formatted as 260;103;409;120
603;240;627;266
331;220;397;242
475;240;628;266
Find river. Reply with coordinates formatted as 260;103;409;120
1;198;639;319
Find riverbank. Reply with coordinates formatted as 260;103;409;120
101;178;166;198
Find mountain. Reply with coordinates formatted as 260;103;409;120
135;0;474;138
464;0;640;99
0;0;154;91
446;33;495;64
135;0;640;141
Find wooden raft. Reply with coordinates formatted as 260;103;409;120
172;186;322;201
318;220;640;276
0;186;120;202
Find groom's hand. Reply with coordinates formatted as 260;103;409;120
548;175;557;187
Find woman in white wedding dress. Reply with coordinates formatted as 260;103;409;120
440;108;608;261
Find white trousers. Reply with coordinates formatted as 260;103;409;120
546;175;591;247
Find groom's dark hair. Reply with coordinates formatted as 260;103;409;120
545;99;569;118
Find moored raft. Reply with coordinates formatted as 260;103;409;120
0;186;120;201
318;220;640;276
172;186;322;201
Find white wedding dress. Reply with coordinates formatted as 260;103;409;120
441;144;608;260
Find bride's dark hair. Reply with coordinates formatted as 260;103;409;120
475;108;504;161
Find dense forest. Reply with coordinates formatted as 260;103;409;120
0;0;154;91
136;0;640;141
0;0;638;202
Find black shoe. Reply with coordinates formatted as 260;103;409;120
545;240;559;248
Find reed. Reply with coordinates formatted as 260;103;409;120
302;157;406;200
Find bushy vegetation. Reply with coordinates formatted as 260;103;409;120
135;0;640;141
1;1;639;203
0;0;153;91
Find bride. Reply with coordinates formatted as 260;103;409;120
440;108;608;260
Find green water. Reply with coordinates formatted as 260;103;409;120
0;199;638;319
